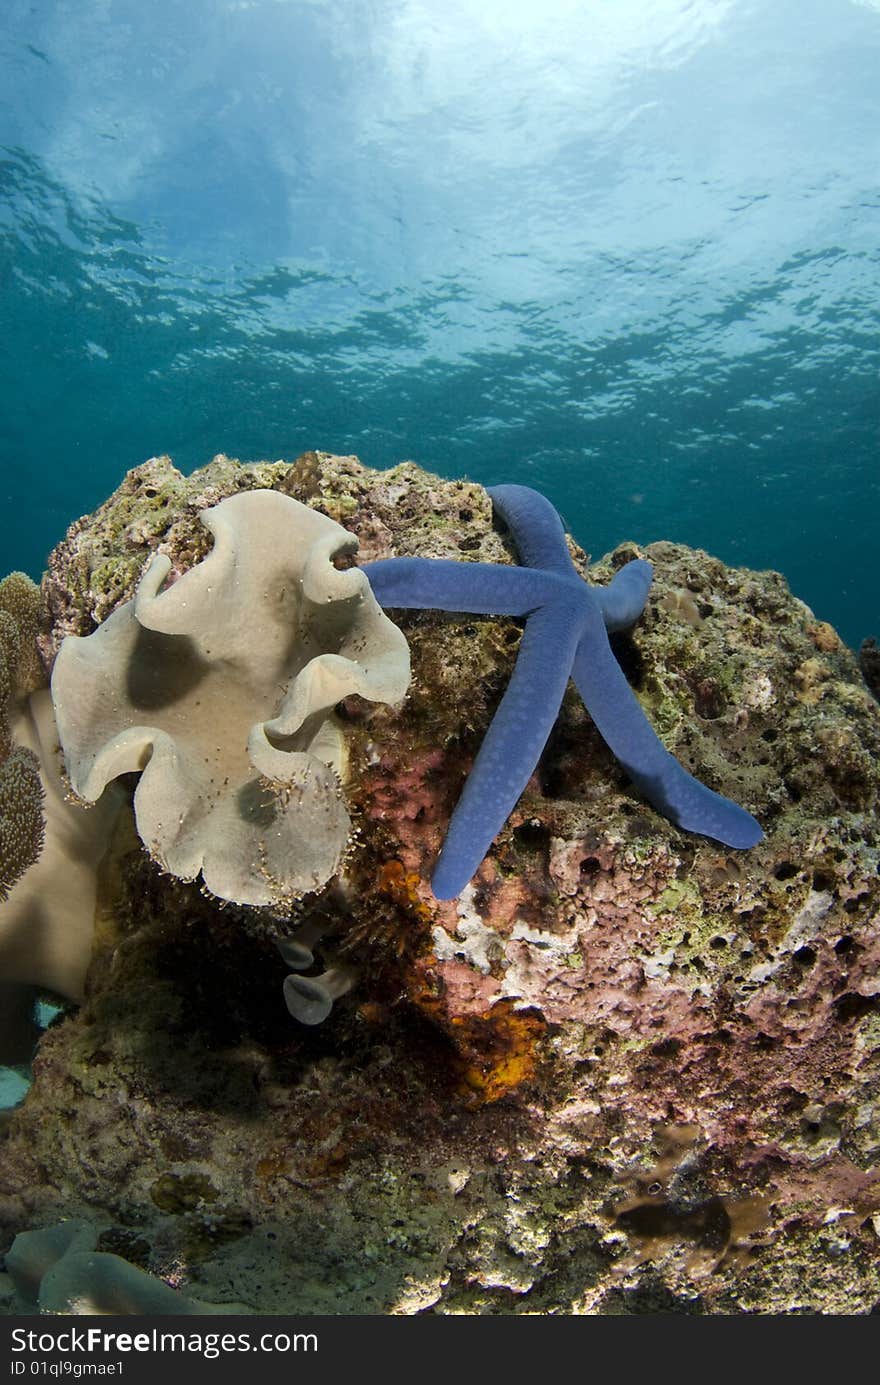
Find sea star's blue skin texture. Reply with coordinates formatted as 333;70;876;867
361;484;763;900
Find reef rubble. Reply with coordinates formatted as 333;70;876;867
1;450;879;1316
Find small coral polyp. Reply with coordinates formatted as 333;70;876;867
50;490;410;908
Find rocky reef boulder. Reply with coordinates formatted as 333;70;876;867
1;450;879;1316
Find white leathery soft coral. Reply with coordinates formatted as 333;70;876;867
50;489;410;908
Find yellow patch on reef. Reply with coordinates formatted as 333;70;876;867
410;976;547;1104
806;620;841;653
377;859;433;923
453;1002;546;1103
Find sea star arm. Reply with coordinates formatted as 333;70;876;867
360;557;558;617
571;607;763;849
488;486;653;630
487;484;576;575
596;558;654;632
431;598;585;899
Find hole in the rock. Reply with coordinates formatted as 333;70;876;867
833;992;879;1023
513;821;550;851
774;862;798;881
812;870;836;892
793;945;816;966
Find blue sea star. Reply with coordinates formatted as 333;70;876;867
362;484;762;900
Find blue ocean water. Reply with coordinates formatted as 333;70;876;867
1;0;878;649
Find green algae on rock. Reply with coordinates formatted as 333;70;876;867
1;451;879;1316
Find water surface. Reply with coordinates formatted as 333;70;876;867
1;0;878;647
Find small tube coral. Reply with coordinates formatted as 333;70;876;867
276;914;334;972
283;964;357;1025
